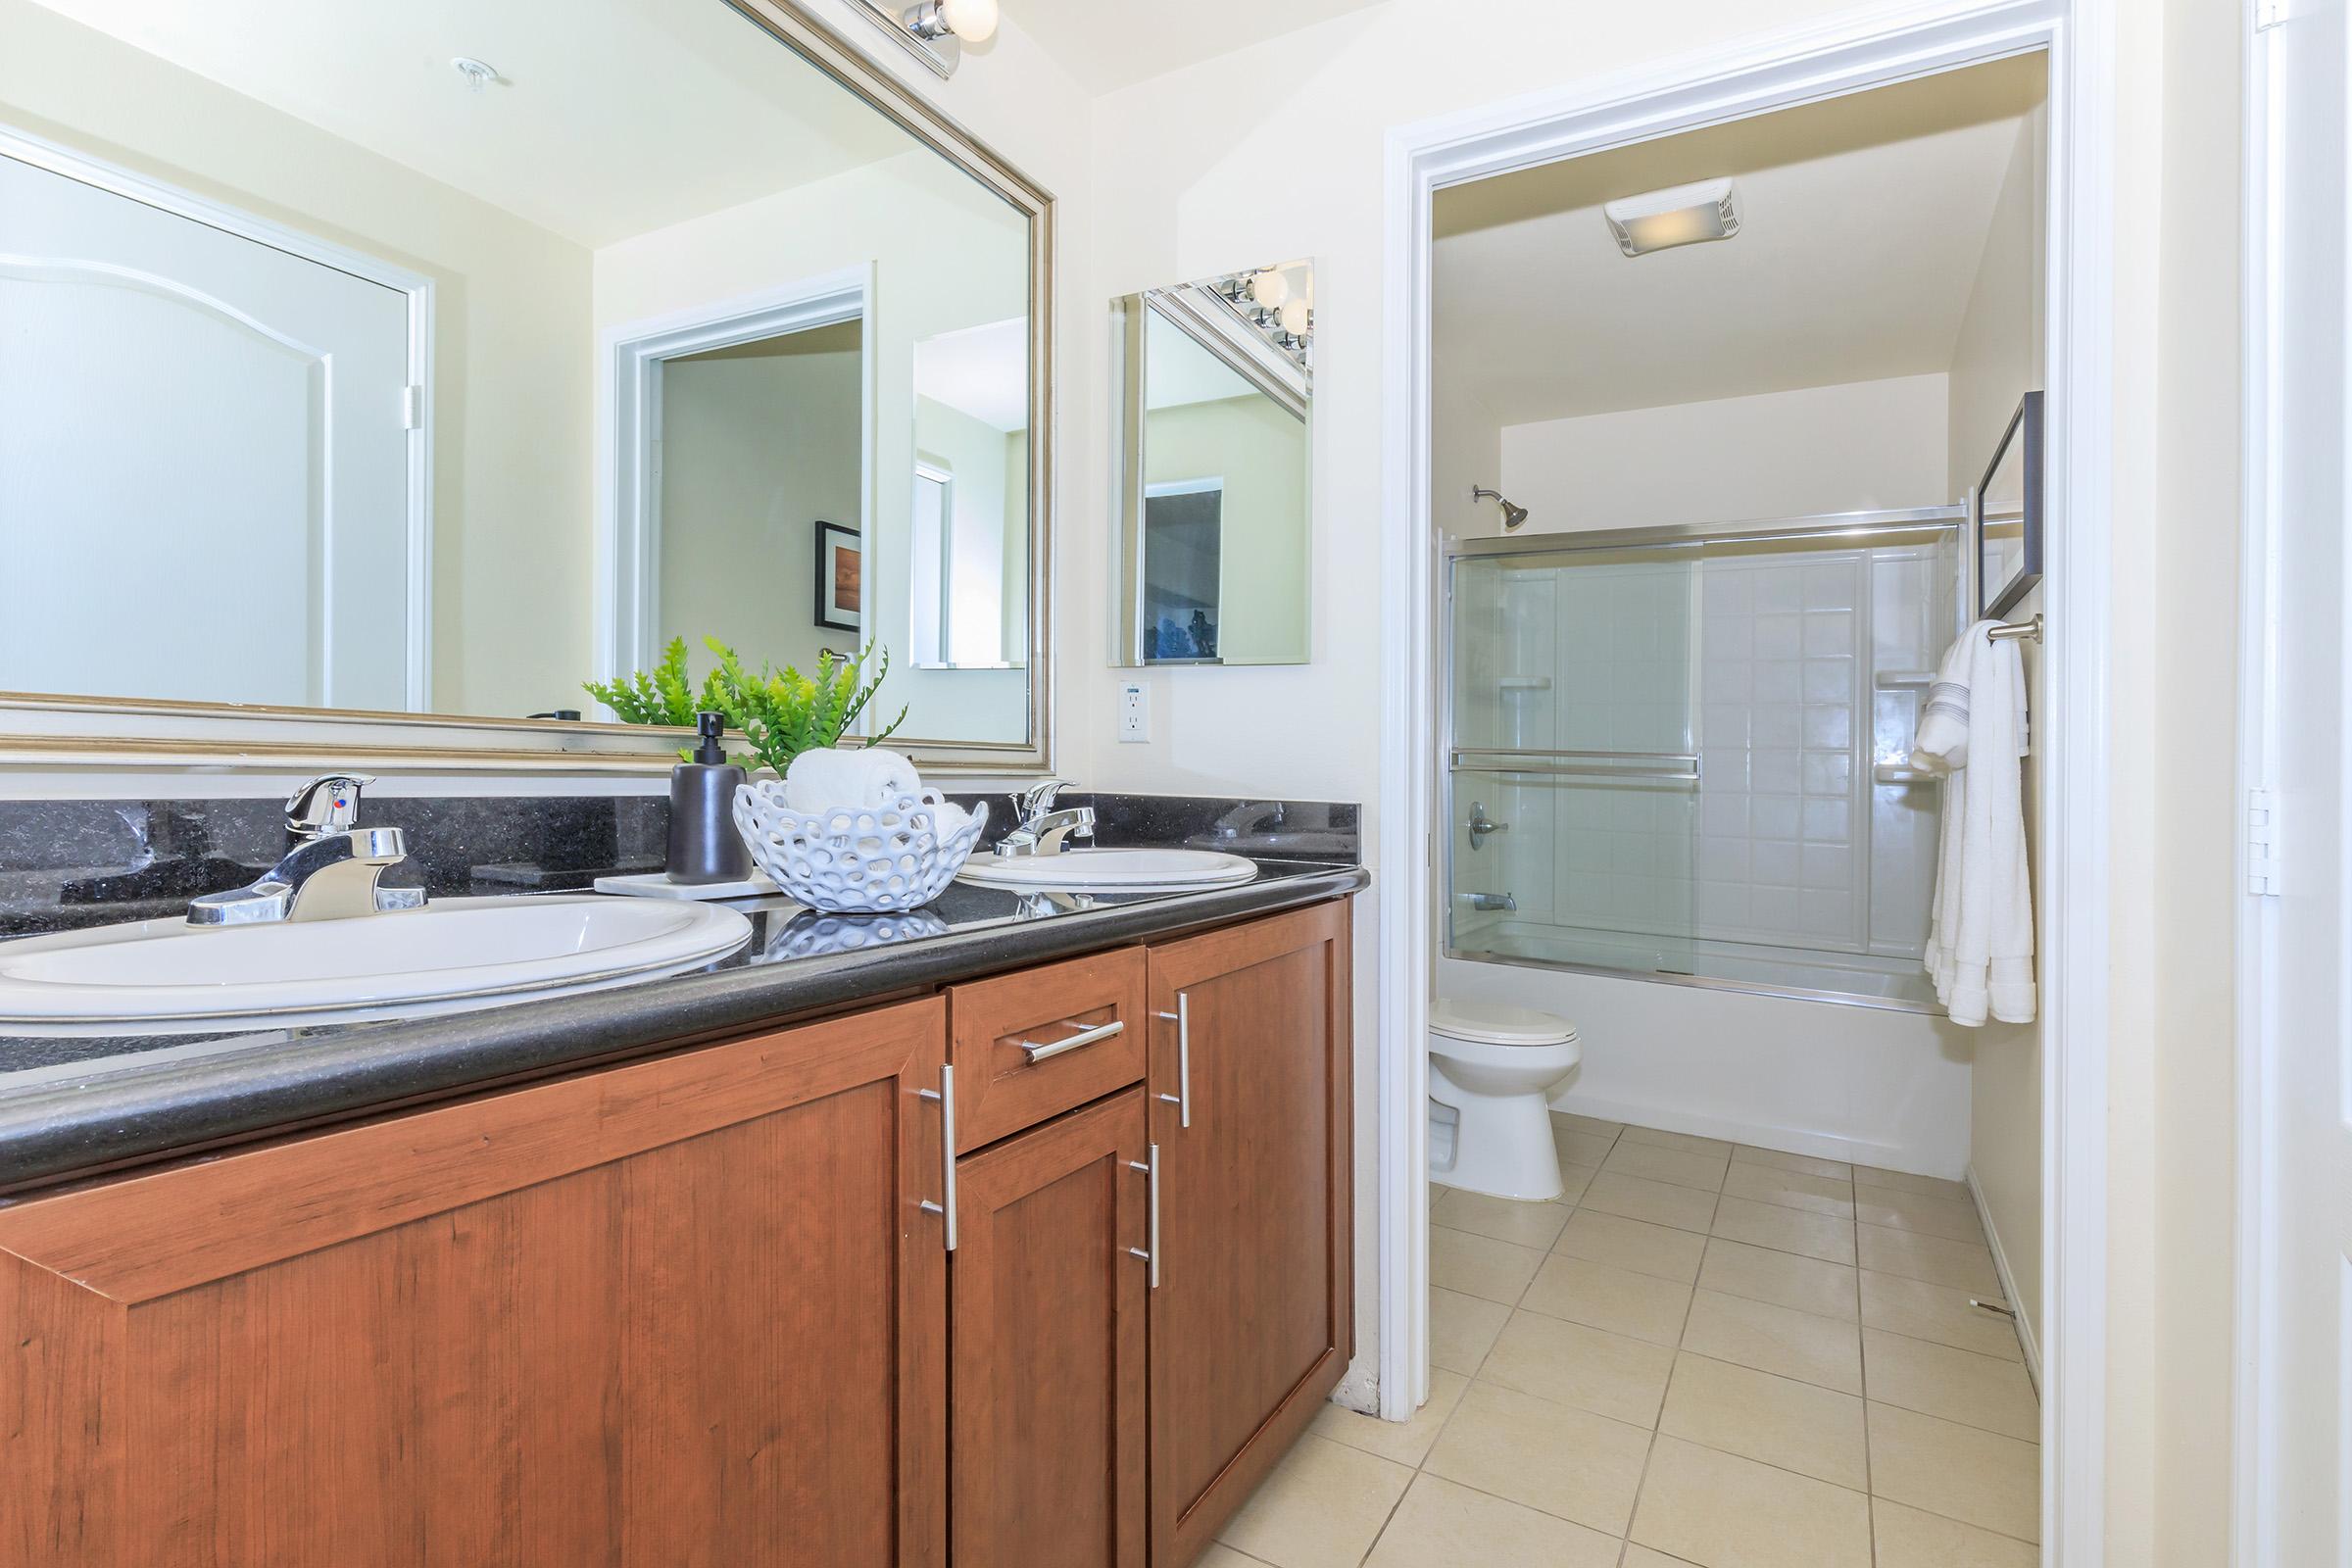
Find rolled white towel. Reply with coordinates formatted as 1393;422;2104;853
782;747;922;811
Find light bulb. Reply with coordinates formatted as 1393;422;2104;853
1250;270;1290;310
1279;297;1310;335
940;0;999;42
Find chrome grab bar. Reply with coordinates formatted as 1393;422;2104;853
1018;1017;1125;1062
1449;747;1701;784
917;1064;958;1251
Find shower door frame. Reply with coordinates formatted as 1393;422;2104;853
1378;5;2114;1565
1436;506;1968;1015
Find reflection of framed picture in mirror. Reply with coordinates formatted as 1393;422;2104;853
1975;390;2044;618
815;521;862;632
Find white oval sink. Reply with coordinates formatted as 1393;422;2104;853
0;895;753;1037
956;847;1258;893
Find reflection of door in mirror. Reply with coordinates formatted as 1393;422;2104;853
1142;480;1225;662
0;143;421;710
911;319;1029;673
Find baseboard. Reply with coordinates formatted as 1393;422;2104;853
1964;1162;2041;1391
1549;1090;1961;1180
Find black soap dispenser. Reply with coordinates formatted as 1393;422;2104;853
666;711;752;886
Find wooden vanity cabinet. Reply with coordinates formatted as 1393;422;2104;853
0;998;954;1568
1144;902;1354;1567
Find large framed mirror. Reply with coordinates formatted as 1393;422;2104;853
1110;264;1313;667
0;0;1053;771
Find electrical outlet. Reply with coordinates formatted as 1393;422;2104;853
1117;681;1150;744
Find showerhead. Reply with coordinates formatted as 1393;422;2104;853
1472;485;1530;531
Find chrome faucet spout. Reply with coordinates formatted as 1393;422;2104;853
996;779;1097;858
186;775;427;926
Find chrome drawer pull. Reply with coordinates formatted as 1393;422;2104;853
1127;1144;1160;1289
917;1063;957;1251
1018;1017;1125;1062
1154;993;1192;1128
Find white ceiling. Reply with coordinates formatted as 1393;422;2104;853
995;0;1391;91
915;317;1030;431
27;0;923;247
1434;54;2047;427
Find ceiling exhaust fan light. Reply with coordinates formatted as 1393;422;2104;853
1603;177;1740;257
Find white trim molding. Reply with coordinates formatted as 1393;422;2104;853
1379;11;2112;1567
595;266;873;685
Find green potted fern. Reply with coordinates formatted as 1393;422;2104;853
585;636;905;775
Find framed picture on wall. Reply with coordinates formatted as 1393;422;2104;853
814;520;861;632
1974;389;2044;619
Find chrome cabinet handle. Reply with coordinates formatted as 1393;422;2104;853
917;1063;957;1251
1154;993;1192;1129
1018;1017;1125;1062
1127;1143;1160;1289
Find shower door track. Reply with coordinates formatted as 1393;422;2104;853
1443;503;1967;564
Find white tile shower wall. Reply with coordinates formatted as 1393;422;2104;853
1867;546;1956;957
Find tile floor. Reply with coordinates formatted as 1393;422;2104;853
1210;1114;2039;1568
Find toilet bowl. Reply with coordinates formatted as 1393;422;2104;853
1428;999;1582;1201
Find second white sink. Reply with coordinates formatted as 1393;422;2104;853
0;895;753;1036
956;847;1258;893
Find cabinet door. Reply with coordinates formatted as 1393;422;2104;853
951;1088;1149;1568
0;1000;952;1568
1146;902;1353;1567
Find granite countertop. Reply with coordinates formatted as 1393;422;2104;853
0;844;1366;1195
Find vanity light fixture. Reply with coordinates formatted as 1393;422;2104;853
1603;177;1740;257
1213;266;1313;368
850;0;999;77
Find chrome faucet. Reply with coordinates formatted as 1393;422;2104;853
995;779;1097;858
186;774;427;926
1466;801;1510;852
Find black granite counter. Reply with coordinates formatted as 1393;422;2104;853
0;790;1363;1194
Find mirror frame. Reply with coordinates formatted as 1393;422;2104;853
0;0;1055;776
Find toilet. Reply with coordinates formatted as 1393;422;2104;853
1427;999;1583;1201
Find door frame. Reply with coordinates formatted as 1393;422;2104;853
594;265;874;687
1375;4;2115;1564
0;122;436;710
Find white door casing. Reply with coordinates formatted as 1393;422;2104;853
2236;1;2351;1562
0;127;429;712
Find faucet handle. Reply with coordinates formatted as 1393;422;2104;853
1011;778;1069;821
285;773;373;838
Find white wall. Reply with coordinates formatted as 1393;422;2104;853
1496;373;1952;534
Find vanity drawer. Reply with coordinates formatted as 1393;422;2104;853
949;947;1149;1152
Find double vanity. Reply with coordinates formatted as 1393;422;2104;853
0;786;1363;1567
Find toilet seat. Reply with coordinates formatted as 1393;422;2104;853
1430;999;1578;1049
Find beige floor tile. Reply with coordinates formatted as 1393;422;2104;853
1733;1145;1854;1182
1681;1289;1863;1395
1364;1473;1622;1568
1556;1128;1619;1168
1430;1286;1512;1375
1622;1125;1736;1157
1857;1223;2004;1296
1863;1329;2038;1440
1552;1110;1626;1140
1197;1548;1276;1568
1555;1209;1709;1284
1521;1254;1694;1346
1602;1139;1732;1193
1422;1379;1653;1535
1855;1164;1973;1201
1431;1226;1544;1305
1697;1238;1859;1321
1621;1548;1706;1568
1866;1401;2040;1544
1854;1184;1985;1243
1628;1435;1872;1568
1553;1159;1597;1205
1480;1308;1679;1427
1720;1162;1855;1218
1309;1370;1470;1465
1859;1272;2025;1361
1217;1433;1415;1568
1582;1170;1722;1233
1434;1187;1573;1250
1710;1196;1856;1265
1872;1497;2039;1567
1658;1351;1868;1489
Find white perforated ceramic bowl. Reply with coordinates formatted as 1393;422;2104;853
732;781;986;913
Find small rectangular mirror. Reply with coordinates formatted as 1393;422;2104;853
1111;265;1313;666
1975;389;2043;619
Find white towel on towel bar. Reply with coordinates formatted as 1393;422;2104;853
1911;619;2036;1026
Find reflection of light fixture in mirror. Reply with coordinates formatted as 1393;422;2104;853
451;57;502;93
1602;177;1740;256
1472;486;1530;530
1210;264;1313;369
1250;270;1290;310
851;0;998;77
